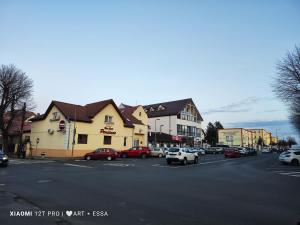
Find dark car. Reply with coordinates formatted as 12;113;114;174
85;148;118;161
224;148;241;158
120;146;151;159
0;150;9;167
247;148;257;156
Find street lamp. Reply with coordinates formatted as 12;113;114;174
154;119;160;147
160;125;164;133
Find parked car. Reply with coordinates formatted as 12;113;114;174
238;147;249;156
85;148;118;161
205;147;223;154
190;148;205;156
120;146;151;159
247;148;257;156
150;147;165;158
0;150;8;167
279;149;300;166
262;148;271;153
224;148;241;158
163;147;170;155
166;147;198;165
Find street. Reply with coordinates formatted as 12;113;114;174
0;154;299;225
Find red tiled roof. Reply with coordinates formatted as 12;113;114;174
4;111;36;135
119;105;144;126
31;99;133;127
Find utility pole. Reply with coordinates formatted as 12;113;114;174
154;118;160;147
71;108;77;158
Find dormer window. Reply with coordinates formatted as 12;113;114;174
139;112;142;116
104;115;113;124
157;105;165;111
50;112;60;121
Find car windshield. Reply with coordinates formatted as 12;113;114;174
168;148;180;152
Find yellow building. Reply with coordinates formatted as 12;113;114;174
29;99;148;157
249;129;272;146
218;128;254;147
271;136;278;145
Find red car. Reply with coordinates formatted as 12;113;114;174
224;148;241;158
85;148;118;161
120;146;151;159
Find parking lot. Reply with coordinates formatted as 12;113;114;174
0;153;300;225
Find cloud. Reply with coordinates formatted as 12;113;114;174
225;119;291;128
203;97;259;115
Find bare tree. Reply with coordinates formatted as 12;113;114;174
0;64;34;154
273;45;300;135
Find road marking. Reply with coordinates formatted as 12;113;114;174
64;163;92;168
152;159;233;168
152;164;180;168
0;183;5;186
37;179;52;184
290;174;300;177
9;159;55;165
199;159;231;165
103;163;135;167
278;171;300;175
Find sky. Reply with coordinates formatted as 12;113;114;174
0;0;299;141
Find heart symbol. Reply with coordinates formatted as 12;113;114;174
66;211;73;217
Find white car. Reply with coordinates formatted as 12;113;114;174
262;148;271;153
279;149;300;166
166;147;198;165
190;148;205;156
150;147;165;158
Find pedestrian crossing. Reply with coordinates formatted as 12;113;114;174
274;171;300;178
8;159;55;165
267;163;300;179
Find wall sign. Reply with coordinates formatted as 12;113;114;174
59;120;66;131
100;127;116;135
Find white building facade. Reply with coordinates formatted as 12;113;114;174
144;98;203;147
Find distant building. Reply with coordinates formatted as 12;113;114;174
271;136;278;145
143;98;203;147
0;111;35;154
249;129;272;146
218;128;255;147
218;128;274;148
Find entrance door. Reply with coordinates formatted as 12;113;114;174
134;140;139;147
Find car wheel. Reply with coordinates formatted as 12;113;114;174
158;154;163;158
86;156;91;160
291;159;299;166
194;157;198;164
107;156;112;161
121;154;127;158
141;154;146;159
181;158;187;165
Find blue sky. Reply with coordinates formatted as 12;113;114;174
0;0;299;141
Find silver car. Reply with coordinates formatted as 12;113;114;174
150;147;165;158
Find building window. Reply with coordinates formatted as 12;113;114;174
104;136;112;145
78;134;88;144
104;115;113;123
24;136;30;143
124;137;127;146
139;112;142;116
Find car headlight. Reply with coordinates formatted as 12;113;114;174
3;155;8;160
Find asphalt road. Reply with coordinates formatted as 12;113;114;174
0;153;299;225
